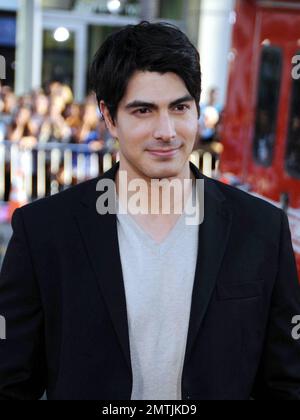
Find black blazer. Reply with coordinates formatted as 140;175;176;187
0;162;299;400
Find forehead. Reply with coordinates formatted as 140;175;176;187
120;71;189;104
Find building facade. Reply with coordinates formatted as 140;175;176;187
0;0;235;106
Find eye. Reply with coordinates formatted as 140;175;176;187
135;108;151;115
174;104;190;112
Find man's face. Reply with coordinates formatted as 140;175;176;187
101;71;199;180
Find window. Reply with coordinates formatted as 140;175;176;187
45;0;141;17
159;0;184;20
285;51;300;179
0;15;16;47
0;12;16;88
253;46;282;167
42;29;75;90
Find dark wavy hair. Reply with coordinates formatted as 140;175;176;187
90;21;201;123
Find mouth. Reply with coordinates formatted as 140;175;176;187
146;146;182;158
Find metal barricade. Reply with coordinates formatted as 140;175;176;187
0;140;120;202
0;141;218;203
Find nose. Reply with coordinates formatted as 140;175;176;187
153;113;176;141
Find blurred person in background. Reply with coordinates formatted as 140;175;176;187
64;102;83;142
7;105;33;143
198;105;220;144
198;87;223;145
41;94;72;143
193;88;224;169
206;87;223;114
78;102;104;149
0;84;17;140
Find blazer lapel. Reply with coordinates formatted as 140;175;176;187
183;164;233;366
73;163;132;373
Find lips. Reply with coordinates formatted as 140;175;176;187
147;145;182;152
148;148;179;153
147;147;181;158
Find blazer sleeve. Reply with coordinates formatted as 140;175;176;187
0;208;46;400
251;210;300;400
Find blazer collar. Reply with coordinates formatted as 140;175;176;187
74;161;233;374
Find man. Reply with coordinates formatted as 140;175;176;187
0;22;300;401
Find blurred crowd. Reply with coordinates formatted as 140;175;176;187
0;81;121;202
0;81;116;152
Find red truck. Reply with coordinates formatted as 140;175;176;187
220;0;300;276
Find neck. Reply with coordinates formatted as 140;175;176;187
115;159;195;216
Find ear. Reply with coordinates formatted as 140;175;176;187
99;100;118;138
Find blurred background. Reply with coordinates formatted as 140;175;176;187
0;0;300;276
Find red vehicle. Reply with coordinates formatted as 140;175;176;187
220;0;300;276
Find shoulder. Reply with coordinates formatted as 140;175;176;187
203;176;284;243
17;176;99;222
210;177;280;214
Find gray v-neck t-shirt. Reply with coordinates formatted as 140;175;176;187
116;184;199;400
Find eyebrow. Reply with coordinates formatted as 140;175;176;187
124;94;194;111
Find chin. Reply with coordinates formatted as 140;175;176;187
144;165;181;180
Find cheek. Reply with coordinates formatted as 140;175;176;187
178;119;198;140
120;120;152;147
